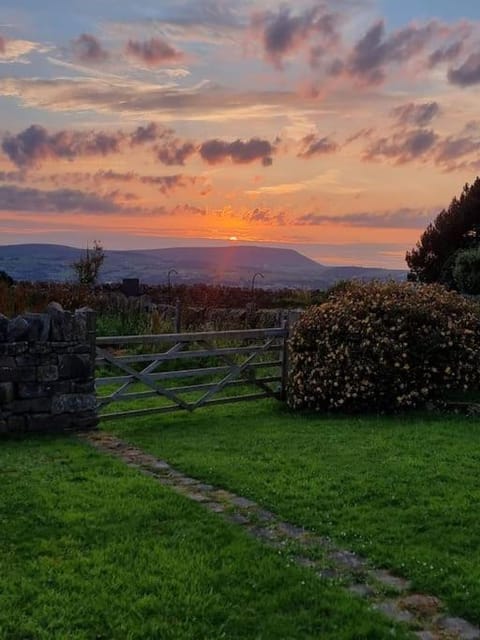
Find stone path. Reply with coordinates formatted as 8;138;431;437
80;431;480;640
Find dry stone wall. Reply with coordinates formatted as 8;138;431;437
0;303;98;435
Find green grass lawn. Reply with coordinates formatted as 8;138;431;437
0;436;409;640
103;399;480;624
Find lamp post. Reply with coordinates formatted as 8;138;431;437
251;272;264;301
167;268;178;303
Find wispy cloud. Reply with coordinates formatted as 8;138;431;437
294;207;437;229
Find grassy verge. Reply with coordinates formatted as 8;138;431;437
0;436;408;640
103;399;480;624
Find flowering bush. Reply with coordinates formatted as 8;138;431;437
288;281;480;413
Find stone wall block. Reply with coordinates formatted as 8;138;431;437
47;303;74;341
52;394;97;415
59;354;92;380
24;313;51;342
0;382;14;404
0;314;8;342
0;368;14;382
18;382;53;399
26;413;71;433
7;317;29;342
7;415;26;433
37;365;59;382
11;398;52;414
71;412;99;430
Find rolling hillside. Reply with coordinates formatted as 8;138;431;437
0;244;406;288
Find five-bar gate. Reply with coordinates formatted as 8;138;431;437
96;326;289;421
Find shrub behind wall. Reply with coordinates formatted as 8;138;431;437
288;281;480;413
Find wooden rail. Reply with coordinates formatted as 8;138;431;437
96;325;289;420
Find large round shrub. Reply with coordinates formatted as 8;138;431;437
288;281;480;413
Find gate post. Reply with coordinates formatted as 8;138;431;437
281;312;290;401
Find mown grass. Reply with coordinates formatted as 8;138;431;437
104;399;480;624
0;436;409;640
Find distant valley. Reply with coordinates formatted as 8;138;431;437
0;244;407;289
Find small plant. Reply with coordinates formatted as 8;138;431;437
288;281;480;413
72;241;105;285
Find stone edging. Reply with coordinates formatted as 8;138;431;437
79;431;480;640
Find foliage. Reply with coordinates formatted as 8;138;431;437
287;281;480;413
71;240;105;285
0;270;14;287
406;177;480;285
106;399;480;623
453;247;480;294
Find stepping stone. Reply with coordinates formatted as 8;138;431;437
415;632;440;640
400;594;442;617
196;483;214;491
294;556;317;569
374;600;415;624
231;496;257;509
175;476;199;486
227;513;250;525
184;492;209;503
276;522;307;539
150;460;171;471
436;617;480;640
370;569;411;592
255;509;276;522
205;502;225;513
348;583;375;598
328;550;366;572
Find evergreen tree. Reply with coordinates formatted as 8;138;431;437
406;178;480;286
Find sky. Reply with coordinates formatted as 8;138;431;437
1;1;480;268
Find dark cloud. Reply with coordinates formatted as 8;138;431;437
170;203;206;216
243;207;286;225
294;208;435;228
71;33;109;63
428;40;463;67
434;136;480;165
0;184;121;213
199;137;274;165
338;20;441;85
363;128;438;164
344;128;374;145
130;122;166;146
391;102;440;127
93;170;204;194
297;134;338;158
448;52;480;86
156;140;196;166
126;37;184;66
2;124;124;168
251;4;339;70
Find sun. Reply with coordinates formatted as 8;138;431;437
229;236;238;241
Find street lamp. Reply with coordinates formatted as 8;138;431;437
251;272;264;299
167;268;178;302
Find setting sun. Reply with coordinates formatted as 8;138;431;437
229;236;238;241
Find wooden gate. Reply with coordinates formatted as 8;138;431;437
96;326;289;421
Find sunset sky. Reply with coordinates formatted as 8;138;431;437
1;0;480;268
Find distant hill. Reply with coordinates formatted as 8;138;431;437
0;243;406;288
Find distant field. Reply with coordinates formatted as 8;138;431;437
103;399;480;624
